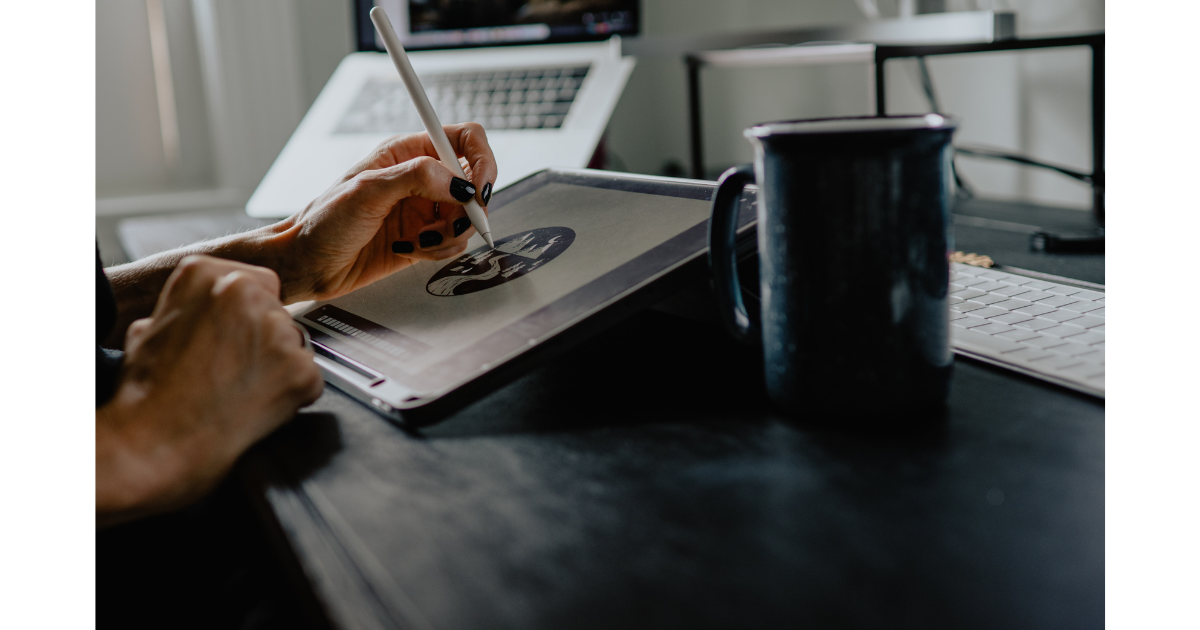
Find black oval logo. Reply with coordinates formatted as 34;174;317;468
427;227;576;297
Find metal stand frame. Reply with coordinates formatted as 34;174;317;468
874;33;1105;226
686;33;1104;228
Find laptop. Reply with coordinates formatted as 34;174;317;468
247;0;638;218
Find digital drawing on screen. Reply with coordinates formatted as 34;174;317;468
427;227;576;296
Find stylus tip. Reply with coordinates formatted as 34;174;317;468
484;233;495;248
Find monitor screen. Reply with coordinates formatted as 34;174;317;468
358;0;639;51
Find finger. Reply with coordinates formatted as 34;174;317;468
262;310;325;406
352;155;470;209
443;122;497;208
390;197;469;260
355;125;496;210
340;131;425;180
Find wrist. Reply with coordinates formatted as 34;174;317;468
246;218;312;304
95;388;191;526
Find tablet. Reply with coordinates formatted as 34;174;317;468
288;168;755;425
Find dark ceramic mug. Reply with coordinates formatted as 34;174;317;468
709;115;958;419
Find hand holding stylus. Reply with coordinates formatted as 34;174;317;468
370;6;496;248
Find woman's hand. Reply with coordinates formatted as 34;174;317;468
272;123;498;303
97;256;324;526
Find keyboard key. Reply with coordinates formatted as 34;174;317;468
1048;341;1097;357
952;263;986;275
952;301;988;313
1021;280;1057;291
990;312;1035;325
1013;318;1059;331
1040;324;1088;338
1090;307;1105;318
1002;347;1056;362
989;298;1034;311
954;276;991;287
1061;300;1104;313
1035;310;1081;324
970;306;1008;319
992;285;1034;297
1018;290;1056;302
948;311;969;321
951;288;986;300
1024;335;1070;349
1034;294;1081;308
1069;331;1105;345
973;322;1015;335
1070;314;1105;329
970;281;1008;292
976;270;1011;280
1091;324;1105;333
1073;289;1105;301
949;282;965;292
1069;350;1104;365
1045;285;1083;296
1012;304;1056;317
1057;363;1104;379
997;328;1041;341
1027;353;1083;369
970;293;1010;305
953;328;1026;353
1095;297;1105;305
952;315;992;329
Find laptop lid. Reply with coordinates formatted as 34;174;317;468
356;0;640;52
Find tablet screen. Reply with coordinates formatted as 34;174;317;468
290;170;743;402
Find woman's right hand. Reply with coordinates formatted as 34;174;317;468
96;255;323;526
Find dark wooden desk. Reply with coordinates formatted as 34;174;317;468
242;200;1104;630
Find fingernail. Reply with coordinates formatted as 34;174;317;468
453;217;471;237
450;177;476;203
481;182;493;206
392;240;414;254
419;231;443;248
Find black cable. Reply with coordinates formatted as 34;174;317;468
953;146;1094;185
916;57;974;199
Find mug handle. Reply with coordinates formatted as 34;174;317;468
708;164;758;344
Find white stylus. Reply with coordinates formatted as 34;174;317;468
369;7;495;248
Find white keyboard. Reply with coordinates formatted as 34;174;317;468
950;262;1104;397
335;65;590;134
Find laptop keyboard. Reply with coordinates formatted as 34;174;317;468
950;262;1104;396
335;65;591;134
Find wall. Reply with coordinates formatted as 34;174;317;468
96;0;1103;209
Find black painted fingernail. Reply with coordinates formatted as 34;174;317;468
450;177;476;203
453;217;471;237
481;182;493;206
392;240;414;254
419;231;443;248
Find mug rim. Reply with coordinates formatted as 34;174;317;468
746;114;957;138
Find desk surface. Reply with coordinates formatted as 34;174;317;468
243;199;1104;630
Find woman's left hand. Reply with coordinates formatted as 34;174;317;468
271;122;498;303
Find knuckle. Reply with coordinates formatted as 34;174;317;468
408;155;441;179
216;273;265;309
463;121;487;139
174;256;211;284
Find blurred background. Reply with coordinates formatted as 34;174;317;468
96;0;1104;266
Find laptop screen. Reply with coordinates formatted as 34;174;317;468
357;0;640;52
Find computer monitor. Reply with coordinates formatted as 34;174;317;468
356;0;640;52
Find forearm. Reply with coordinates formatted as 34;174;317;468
103;220;301;348
95;398;177;527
